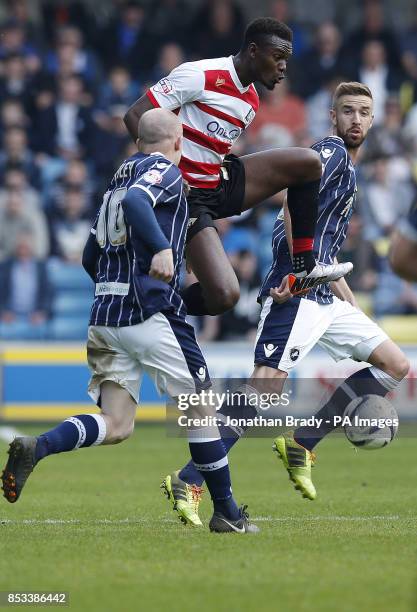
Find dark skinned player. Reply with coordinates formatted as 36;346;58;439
124;18;352;316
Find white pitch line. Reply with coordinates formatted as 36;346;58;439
0;515;407;525
251;515;402;522
0;426;25;444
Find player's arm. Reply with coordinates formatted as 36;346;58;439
124;95;154;142
122;188;173;282
330;257;358;307
123;63;204;141
82;232;100;282
389;206;417;281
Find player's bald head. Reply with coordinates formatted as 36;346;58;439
137;108;182;146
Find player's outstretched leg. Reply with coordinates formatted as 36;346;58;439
272;431;317;500
2;382;136;503
161;470;204;527
176;422;259;533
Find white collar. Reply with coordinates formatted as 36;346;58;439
228;56;251;93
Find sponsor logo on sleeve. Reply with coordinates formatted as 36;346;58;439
154;78;173;94
196;366;207;382
264;344;278;358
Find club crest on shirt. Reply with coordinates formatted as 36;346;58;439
154;78;173;94
289;347;300;362
143;169;163;184
320;147;335;160
215;75;226;87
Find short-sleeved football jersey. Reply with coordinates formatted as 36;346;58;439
147;56;259;189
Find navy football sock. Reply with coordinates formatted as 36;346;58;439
179;387;258;487
35;414;107;461
188;434;239;520
294;367;400;451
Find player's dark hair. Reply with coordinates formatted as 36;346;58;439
241;18;293;50
332;82;373;107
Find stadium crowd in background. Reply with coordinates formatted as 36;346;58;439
1;0;417;340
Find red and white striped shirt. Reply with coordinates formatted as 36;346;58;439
146;56;259;189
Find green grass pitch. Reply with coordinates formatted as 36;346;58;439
0;425;416;612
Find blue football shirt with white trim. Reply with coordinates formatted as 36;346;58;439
89;152;188;326
260;136;357;305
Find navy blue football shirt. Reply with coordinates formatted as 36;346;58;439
88;152;187;326
260;135;357;305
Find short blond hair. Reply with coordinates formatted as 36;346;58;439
332;82;373;109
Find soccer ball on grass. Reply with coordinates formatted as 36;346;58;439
343;394;398;450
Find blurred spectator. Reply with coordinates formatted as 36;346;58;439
0;98;27;130
93;104;130;189
218;249;261;341
147;0;190;49
151;43;185;83
306;76;342;141
403;96;417;152
0;52;32;109
337;212;379;292
293;22;343;99
97;1;156;77
33;75;95;160
0;166;41;214
364;95;413;158
399;4;417;82
342;0;401;72
44;25;102;90
268;0;309;57
0;18;40;73
189;0;244;58
97;65;139;111
48;159;94;216
359;156;414;238
250;81;306;142
0;190;49;260
49;187;91;262
41;1;96;46
4;0;40;43
0;232;52;328
356;40;403;124
0;127;40;187
373;259;417;316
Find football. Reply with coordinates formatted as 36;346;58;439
343;394;399;449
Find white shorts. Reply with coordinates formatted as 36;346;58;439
87;311;209;404
254;296;389;372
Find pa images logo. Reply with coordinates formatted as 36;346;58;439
289;347;300;362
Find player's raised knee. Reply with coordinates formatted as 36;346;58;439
299;148;322;180
210;284;240;314
392;355;410;381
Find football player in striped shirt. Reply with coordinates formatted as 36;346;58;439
124;17;351;312
164;83;410;517
390;201;417;281
1;108;258;533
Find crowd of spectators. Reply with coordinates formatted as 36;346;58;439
1;0;417;341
